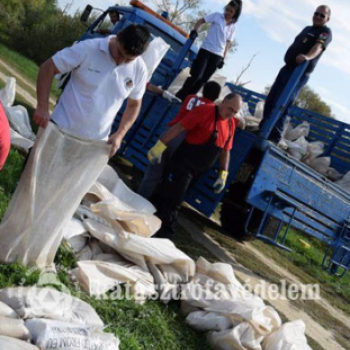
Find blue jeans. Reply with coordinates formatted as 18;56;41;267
260;65;309;141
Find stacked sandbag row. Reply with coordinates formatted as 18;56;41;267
279;118;350;192
0;287;119;350
0;77;35;154
62;165;195;302
181;257;313;350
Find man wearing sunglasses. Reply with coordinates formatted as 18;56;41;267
260;5;332;143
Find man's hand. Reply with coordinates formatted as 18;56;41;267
162;90;182;103
33;106;51;128
217;58;225;69
147;140;167;164
107;133;123;158
213;170;228;193
189;30;198;40
295;54;309;65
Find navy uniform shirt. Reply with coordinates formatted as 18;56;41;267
284;25;332;74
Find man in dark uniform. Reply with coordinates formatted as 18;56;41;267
259;5;332;142
148;93;242;238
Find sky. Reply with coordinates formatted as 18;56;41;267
58;0;350;123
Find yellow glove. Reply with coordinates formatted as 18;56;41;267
147;140;167;164
213;170;228;193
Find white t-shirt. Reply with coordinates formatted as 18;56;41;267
52;36;147;140
201;12;235;57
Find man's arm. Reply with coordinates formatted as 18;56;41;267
161;123;186;144
223;41;231;60
219;149;230;171
295;42;323;64
108;98;142;157
193;18;205;32
33;58;60;128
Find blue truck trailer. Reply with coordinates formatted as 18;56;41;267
80;1;350;276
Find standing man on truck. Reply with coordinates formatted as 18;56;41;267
259;5;332;142
150;92;242;239
0;24;151;269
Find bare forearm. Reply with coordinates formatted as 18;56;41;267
161;123;185;144
223;41;231;59
219;150;230;171
194;18;205;31
305;43;323;60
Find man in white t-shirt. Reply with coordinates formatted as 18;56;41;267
34;24;150;155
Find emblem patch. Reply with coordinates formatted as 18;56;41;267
319;33;328;41
125;78;134;89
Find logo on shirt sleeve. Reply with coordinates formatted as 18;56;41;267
124;78;134;90
319;32;328;41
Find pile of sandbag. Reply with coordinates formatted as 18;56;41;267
279;118;349;190
0;77;35;154
236;101;264;131
0;286;119;350
62;165;195;301
181;257;312;350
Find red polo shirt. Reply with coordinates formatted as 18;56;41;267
180;104;236;151
168;95;214;127
0;102;10;170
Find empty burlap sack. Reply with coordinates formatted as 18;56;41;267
262;320;312;350
0;122;109;269
26;319;120;350
0;335;39;350
0;287;103;328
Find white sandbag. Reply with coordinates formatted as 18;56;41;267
0;122;109;269
302;141;324;162
97;165;156;214
5;105;35;140
71;260;155;298
284;121;310;141
0;316;30;340
83;219;195;282
186;311;237;332
262;320;312;350
239;102;252;118
74;205;112;227
67;235;89;254
62;219;87;241
325;168;343;181
141;37;170;82
76;239;103;261
305;156;331;175
208;322;264;350
167;67;190;95
26;318;120;350
254;101;264;120
217;85;232;104
0;335;39;350
335;170;350;192
10;128;34;154
0;77;16;107
0;301;18;319
0;287;104;328
285;136;308;160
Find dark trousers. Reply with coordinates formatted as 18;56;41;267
176;49;222;101
260;65;309;141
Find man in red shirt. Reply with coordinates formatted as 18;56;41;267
150;92;242;238
138;81;221;199
0;102;10;170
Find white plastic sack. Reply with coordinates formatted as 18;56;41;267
335;170;350;192
208;322;264;350
0;316;30;340
302;141;324;162
0;122;109;269
5;105;36;140
285;136;308;160
186;311;237;332
76;239;103;261
304;156;331;175
325;168;343;181
71;260;155;298
0;287;104;328
97;165;156;214
284;121;310;141
141;37;170;82
10;128;34;154
0;335;39;350
262;320;312;350
26;319;120;350
0;77;16;107
62;219;89;254
0;301;18;318
83;219;195;285
254;101;264;120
